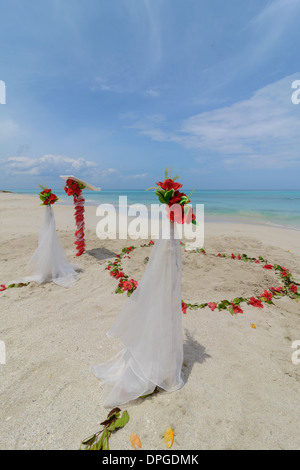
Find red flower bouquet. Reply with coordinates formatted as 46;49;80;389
39;187;59;206
64;179;86;197
151;168;198;225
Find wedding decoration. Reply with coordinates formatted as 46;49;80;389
20;185;80;288
38;187;59;206
92;172;185;408
105;242;300;316
148;167;198;225
60;175;100;257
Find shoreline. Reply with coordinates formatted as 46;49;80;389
1;190;300;233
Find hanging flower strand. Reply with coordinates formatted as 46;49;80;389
64;179;86;256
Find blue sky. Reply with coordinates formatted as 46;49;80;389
0;0;300;190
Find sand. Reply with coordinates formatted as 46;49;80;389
0;192;300;450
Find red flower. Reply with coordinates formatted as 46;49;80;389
231;254;236;259
181;301;187;314
49;193;58;204
255;260;260;264
115;271;125;279
237;254;241;260
231;303;243;314
149;240;154;245
249;297;264;308
169;191;189;205
166;204;194;225
157;179;183;191
261;290;273;301
0;284;6;291
130;279;138;289
217;253;221;257
269;286;283;294
208;302;217;311
119;278;138;292
119;280;132;291
290;284;298;293
263;265;273;270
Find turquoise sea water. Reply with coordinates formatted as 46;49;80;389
10;189;300;230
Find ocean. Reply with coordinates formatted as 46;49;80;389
10;189;300;230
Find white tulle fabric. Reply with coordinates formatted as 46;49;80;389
24;205;79;287
92;222;184;408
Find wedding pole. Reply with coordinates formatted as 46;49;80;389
22;186;79;287
92;170;198;408
60;175;101;256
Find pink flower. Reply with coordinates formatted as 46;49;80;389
208;302;217;311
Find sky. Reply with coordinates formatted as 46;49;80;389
0;0;300;190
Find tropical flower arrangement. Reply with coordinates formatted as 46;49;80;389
38;187;59;205
148;167;198;225
64;179;86;197
105;241;300;316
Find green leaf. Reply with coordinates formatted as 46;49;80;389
155;190;167;204
81;434;97;447
164;189;175;204
109;411;130;431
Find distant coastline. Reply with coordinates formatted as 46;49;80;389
0;190;12;193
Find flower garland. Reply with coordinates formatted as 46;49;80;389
39;187;59;205
64;179;86;257
105;246;139;296
105;242;300;316
149;168;198;225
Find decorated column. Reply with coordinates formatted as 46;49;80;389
60;175;100;257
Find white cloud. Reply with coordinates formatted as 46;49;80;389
127;173;148;179
143;88;160;97
126;74;300;169
3;154;98;176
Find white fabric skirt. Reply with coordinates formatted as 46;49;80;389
23;205;79;288
92;222;184;408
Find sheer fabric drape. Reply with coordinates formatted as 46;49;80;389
23;205;79;287
92;222;184;408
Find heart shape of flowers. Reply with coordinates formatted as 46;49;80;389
105;242;300;316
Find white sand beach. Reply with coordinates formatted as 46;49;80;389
0;192;300;450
